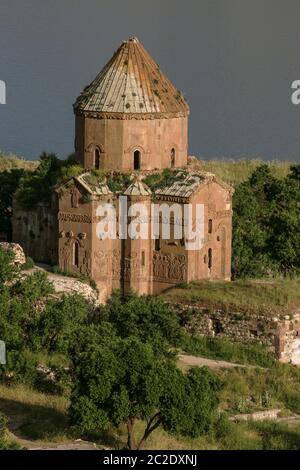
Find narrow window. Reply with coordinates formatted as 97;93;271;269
141;251;145;266
208;219;213;234
73;242;79;267
171;148;175;167
134;150;141;170
208;248;212;269
95;148;100;169
155;237;161;251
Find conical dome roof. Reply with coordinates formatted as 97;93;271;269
74;37;189;119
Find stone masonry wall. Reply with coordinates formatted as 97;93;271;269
176;304;300;365
12;201;58;265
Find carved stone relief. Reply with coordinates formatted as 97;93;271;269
153;253;186;282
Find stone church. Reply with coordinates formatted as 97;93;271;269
13;37;233;302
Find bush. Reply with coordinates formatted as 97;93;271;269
0;412;20;449
21;257;34;270
250;421;300;450
232;164;300;278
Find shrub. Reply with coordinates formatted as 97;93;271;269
21;256;34;270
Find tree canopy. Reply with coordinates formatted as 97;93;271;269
232;164;300;278
15;152;83;207
69;319;221;450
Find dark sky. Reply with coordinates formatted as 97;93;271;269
1;0;300;161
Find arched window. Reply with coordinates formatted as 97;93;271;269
133;150;141;170
171;148;175;167
94;148;101;170
208;248;212;269
73;242;79;267
208;219;213;234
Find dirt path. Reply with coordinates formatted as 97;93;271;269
8;431;100;450
178;354;250;370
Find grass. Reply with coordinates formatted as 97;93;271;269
161;278;300;316
1;154;292;187
1;382;300;450
1;356;300;450
218;362;300;415
214;420;300;450
199;158;292;186
0;153;38;172
0;383;70;442
181;334;275;368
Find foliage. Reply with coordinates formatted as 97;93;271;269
200;158;291;186
2;376;300;449
0;411;20;449
0;246;17;284
21;257;35;270
0;168;26;239
143;168;188;192
69;323;221;449
0;153;38;172
181;333;275;368
15;152;83;207
106;172;132;193
219;362;300;416
0;257;89;386
37;294;89;354
94;290;182;351
232;164;300;278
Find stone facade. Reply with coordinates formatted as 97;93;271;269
73;37;189;172
75;114;188;172
51;170;233;302
12;37;233;303
12;199;58;265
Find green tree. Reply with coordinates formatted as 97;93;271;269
15;152;83;207
69;325;221;450
96;291;182;350
0;251;90;385
0;169;25;240
232;164;300;278
38;294;89;353
0;246;17;285
268;174;300;274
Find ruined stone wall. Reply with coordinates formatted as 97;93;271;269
276;313;300;365
176;303;300;364
12;201;58;265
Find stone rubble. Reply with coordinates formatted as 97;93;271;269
0;242;26;265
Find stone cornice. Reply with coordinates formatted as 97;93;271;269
74;109;189;121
